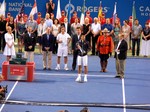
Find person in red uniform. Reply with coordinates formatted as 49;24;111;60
97;28;114;72
99;12;106;25
36;12;42;25
85;11;92;24
59;10;66;24
70;11;80;24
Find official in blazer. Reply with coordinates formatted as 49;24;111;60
41;27;54;70
23;26;36;62
71;27;81;70
114;32;128;79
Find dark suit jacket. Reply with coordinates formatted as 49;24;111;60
61;23;71;35
114;39;128;60
24;33;36;51
41;33;54;51
72;34;80;51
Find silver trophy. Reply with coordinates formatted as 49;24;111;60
76;43;86;55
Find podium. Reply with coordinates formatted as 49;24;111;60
2;61;35;82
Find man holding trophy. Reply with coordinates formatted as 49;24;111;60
75;34;91;82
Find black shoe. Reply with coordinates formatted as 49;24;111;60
115;75;121;78
43;67;46;70
48;68;51;70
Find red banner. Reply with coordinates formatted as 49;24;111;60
10;66;26;76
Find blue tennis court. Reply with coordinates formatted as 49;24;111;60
0;53;150;112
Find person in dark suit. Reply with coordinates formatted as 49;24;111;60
61;17;71;36
23;26;36;62
41;27;54;70
71;27;81;70
114;32;128;79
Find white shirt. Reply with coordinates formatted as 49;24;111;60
91;23;101;33
57;32;71;48
116;40;122;54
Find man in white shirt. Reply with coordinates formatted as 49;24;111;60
91;17;101;55
55;26;71;70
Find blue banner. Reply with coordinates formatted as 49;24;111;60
0;0;149;26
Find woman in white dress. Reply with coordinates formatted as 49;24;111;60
140;22;150;57
122;20;130;48
3;26;16;61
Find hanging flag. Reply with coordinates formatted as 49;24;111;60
56;0;61;19
98;1;102;19
112;2;117;26
132;1;136;27
0;0;6;17
80;0;86;25
67;0;71;23
29;0;38;20
15;0;25;22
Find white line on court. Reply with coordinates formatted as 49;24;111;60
122;78;127;112
0;81;18;112
35;72;115;78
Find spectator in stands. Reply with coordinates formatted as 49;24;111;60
70;11;80;24
46;0;55;14
85;11;92;24
113;21;121;49
26;15;38;35
52;18;60;54
55;26;71;70
91;17;101;55
3;26;16;61
99;12;106;26
41;27;54;70
72;27;82;71
71;18;81;36
45;13;53;28
82;18;91;45
6;16;15;40
132;19;142;56
102;18;114;36
140;22;150;57
75;34;91;82
128;16;133;50
5;13;11;22
23;26;36;62
37;18;47;54
59;10;66;24
17;17;26;53
97;28;114;72
114;32;128;79
122;20;130;48
36;12;42;25
0;15;7;52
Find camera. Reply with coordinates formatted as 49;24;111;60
0;85;8;100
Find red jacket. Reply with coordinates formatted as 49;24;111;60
97;35;114;54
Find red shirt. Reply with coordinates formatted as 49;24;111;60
85;16;93;24
36;18;42;25
97;35;114;54
70;17;80;24
99;18;106;25
59;16;66;24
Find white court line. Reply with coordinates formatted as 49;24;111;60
122;78;126;112
0;72;115;78
0;81;18;112
35;72;115;78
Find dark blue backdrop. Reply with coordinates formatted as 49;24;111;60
0;0;149;26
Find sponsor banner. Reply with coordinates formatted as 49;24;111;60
0;0;149;26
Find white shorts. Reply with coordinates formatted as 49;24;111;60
77;55;88;66
57;47;68;57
